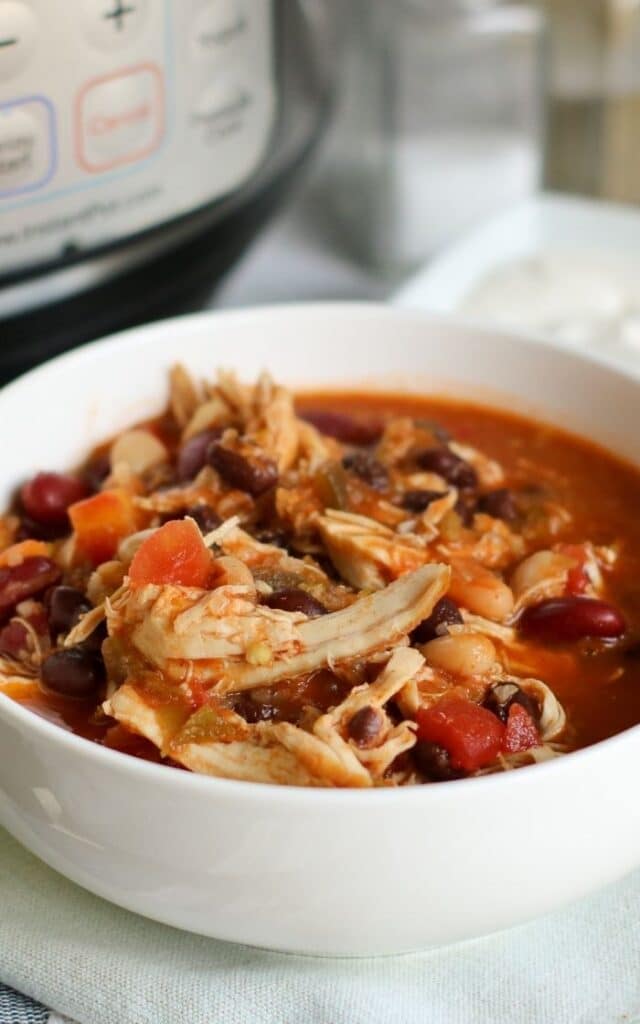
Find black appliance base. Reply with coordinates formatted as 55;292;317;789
0;165;300;384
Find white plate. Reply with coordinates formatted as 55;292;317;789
394;193;640;364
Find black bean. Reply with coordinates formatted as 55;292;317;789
177;429;222;482
47;586;92;636
454;490;477;527
16;515;66;542
415;447;477;490
477;488;518;522
185;505;221;533
342;452;389;491
208;442;278;497
262;588;327;617
401;489;447;513
414;741;463;782
483;681;540;724
255;528;289;549
82;620;108;653
41;646;105;699
411;597;463;645
233;698;280;724
81;453;111;494
347;705;384;747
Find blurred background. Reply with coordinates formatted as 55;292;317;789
219;0;640;354
4;0;640;374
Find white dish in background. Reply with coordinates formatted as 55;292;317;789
1;304;640;956
394;193;640;362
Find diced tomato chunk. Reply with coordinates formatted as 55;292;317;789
502;702;540;754
566;564;589;596
416;698;505;773
559;543;590;596
129;519;213;588
69;488;139;565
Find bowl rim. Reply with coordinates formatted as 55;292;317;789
2;300;639;806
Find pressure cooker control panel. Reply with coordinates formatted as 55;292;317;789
0;0;276;273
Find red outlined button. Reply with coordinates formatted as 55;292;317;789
76;63;163;173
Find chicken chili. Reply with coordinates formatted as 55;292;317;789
2;368;640;787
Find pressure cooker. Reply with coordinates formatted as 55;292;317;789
0;0;335;378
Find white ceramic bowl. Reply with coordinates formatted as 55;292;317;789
1;304;639;956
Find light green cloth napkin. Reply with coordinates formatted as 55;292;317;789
1;827;639;1024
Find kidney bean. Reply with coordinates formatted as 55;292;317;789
20;473;88;528
0;619;30;658
184;505;221;534
483;681;540;725
47;586;92;637
415;447;477;489
477;488;518;522
301;410;383;446
41;645;105;699
342;452;389;490
519;597;626;643
177;429;222;482
414;741;463;782
347;705;384;748
401;489;447;513
411;596;463;645
0;558;61;619
16;515;63;542
262;588;327;617
208;442;278;497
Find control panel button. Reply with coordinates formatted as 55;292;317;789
0;97;55;197
0;3;37;82
77;64;163;173
82;0;148;51
192;1;247;59
194;76;253;145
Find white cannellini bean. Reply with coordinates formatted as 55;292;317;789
449;560;514;622
421;633;496;677
212;555;256;594
110;430;167;475
510;549;573;600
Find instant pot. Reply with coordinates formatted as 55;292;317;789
0;0;335;379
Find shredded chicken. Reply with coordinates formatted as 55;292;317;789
8;364;609;789
106;558;450;692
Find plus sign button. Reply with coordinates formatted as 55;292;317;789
82;0;148;51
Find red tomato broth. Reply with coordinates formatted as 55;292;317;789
7;388;640;773
297;392;640;751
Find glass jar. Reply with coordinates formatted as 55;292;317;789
544;0;640;205
320;0;545;278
